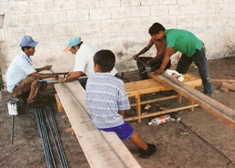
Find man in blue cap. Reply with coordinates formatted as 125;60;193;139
62;36;118;88
6;36;58;105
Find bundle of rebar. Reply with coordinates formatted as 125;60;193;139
34;104;68;168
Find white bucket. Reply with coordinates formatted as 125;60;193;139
7;97;19;116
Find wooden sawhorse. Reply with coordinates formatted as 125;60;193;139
124;74;202;123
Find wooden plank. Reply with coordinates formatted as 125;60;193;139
125;104;199;122
221;82;235;91
211;79;235;85
149;72;235;129
54;94;65;112
54;81;141;168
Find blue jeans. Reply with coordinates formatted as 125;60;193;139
176;46;212;95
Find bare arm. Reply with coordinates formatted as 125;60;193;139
29;72;57;80
155;47;176;75
118;110;125;117
35;65;52;72
63;71;85;82
133;39;154;59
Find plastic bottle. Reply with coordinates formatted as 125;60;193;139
148;114;171;125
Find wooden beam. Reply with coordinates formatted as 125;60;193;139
149;72;235;129
210;79;235;85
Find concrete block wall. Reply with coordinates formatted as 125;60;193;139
0;0;235;85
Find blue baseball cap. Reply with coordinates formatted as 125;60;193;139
63;36;81;52
20;36;38;47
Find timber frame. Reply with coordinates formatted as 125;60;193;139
124;74;202;123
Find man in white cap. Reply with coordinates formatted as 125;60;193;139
63;36;118;88
6;36;57;105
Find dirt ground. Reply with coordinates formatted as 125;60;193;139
0;57;235;168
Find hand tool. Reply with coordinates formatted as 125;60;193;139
135;58;152;74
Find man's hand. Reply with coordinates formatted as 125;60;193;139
155;68;165;75
133;54;139;60
54;74;59;79
44;65;52;70
58;77;65;83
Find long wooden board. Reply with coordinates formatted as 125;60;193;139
210;79;235;85
54;81;141;168
149;72;235;129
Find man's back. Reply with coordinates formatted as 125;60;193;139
86;73;129;129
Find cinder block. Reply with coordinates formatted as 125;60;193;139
29;1;53;12
101;19;121;34
77;0;99;9
194;0;209;3
160;0;177;5
0;28;5;42
54;0;77;10
18;13;43;26
3;1;29;14
131;6;150;17
90;8;111;20
33;25;56;37
169;5;186;15
79;20;102;34
177;15;193;27
140;0;160;6
193;14;208;26
151;5;168;16
0;3;3;14
216;4;231;13
100;0;121;7
3;14;18;27
67;9;89;22
186;4;207;14
119;18;142;33
121;0;140;6
177;0;193;4
110;7;131;19
6;26;32;40
56;22;80;36
43;11;67;24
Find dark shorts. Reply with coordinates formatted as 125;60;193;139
100;121;134;141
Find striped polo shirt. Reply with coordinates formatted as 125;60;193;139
86;72;130;129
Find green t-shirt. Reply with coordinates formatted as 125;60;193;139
166;29;203;57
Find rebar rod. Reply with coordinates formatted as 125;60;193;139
47;105;68;168
11;115;14;145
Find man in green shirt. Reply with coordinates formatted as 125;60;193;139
150;22;212;96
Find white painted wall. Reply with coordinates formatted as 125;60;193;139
0;0;235;85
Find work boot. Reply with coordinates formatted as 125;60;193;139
139;143;156;159
27;80;41;105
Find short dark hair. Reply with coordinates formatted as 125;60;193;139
148;22;165;36
21;46;34;51
93;50;115;72
71;41;83;49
